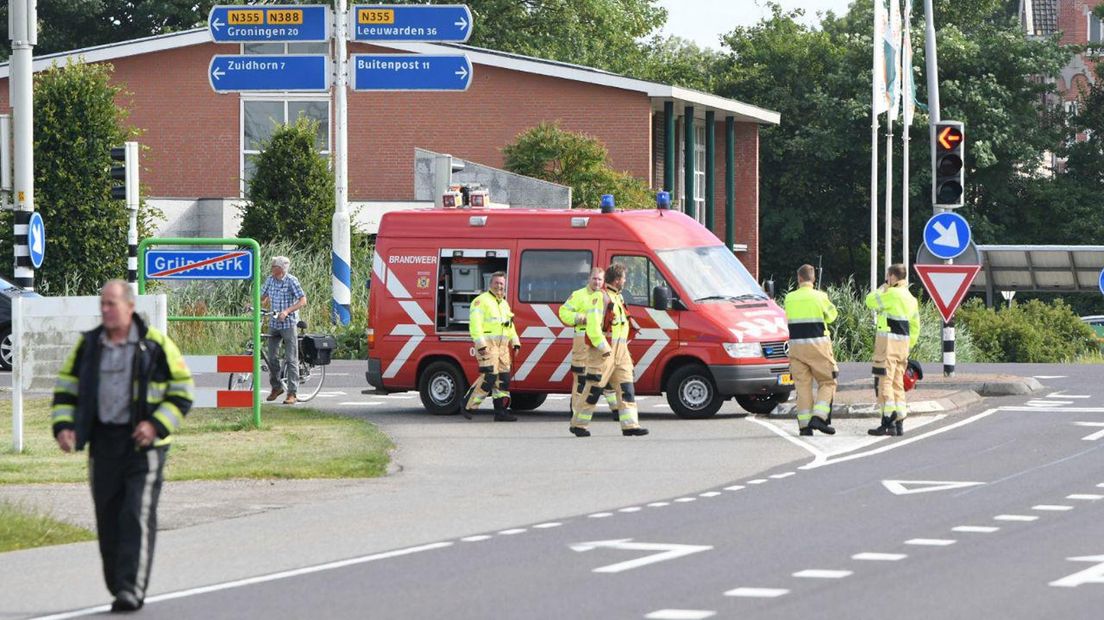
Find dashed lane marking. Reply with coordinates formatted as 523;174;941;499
699;492;722;498
1033;375;1067;379
648;502;670;507
619;507;643;513
498;529;527;535
793;569;852;579
644;610;716;620
770;472;796;479
461;535;492;542
533;522;563;529
724;587;789;598
588;512;614;518
953;526;1000;533
995;515;1038;522
1068;494;1104;501
1033;505;1073;511
747;479;768;485
674;497;697;503
852;553;907;561
724;485;745;491
905;538;956;546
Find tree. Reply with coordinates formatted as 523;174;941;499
239;118;335;248
502;122;653;210
0;60;155;292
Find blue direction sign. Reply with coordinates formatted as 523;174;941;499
208;5;331;43
27;212;45;269
209;55;330;93
350;4;472;42
145;250;253;281
351;54;472;92
923;211;972;260
1099;267;1104;296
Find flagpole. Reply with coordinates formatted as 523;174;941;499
885;116;893;273
871;0;886;291
902;0;913;275
871;121;879;291
902;119;910;274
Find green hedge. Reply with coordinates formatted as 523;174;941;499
957;298;1097;362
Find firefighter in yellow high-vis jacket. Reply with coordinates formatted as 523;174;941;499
866;264;920;437
558;267;619;421
569;263;648;437
783;264;838;436
463;271;520;422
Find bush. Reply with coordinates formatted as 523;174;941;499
957;298;1097;362
239;117;335;247
0;60;159;292
502;121;654;209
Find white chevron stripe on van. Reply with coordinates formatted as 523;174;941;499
515;304;573;381
633;309;676;381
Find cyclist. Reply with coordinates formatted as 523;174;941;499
261;256;307;404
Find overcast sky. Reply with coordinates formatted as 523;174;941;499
657;0;853;49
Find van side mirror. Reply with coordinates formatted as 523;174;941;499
652;286;671;311
764;280;776;299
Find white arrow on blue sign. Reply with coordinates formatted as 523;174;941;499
209;55;331;93
923;211;972;260
208;5;331;43
27;212;45;269
1098;267;1104;296
351;54;472;91
145;250;254;280
350;4;473;42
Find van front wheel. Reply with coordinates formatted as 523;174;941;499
666;364;723;419
735;393;788;415
419;361;468;415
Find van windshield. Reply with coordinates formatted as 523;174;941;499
656;246;768;303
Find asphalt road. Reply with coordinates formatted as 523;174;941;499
26;362;1102;619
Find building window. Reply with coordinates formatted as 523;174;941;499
611;255;671;307
693;124;706;224
1088;12;1104;43
518;250;593;303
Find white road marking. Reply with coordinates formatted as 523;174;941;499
1033;375;1067;379
745;415;828;464
995;515;1038;522
1074;422;1104;441
699;492;722;497
619;507;643;513
852;553;907;561
1050;555;1104;588
1001;406;1104;413
1068;494;1104;501
654;403;670;408
645;610;716;620
1033;505;1073;511
588;512;614;518
383;394;416;399
724;587;790;598
1098;483;1104;488
803;411;989;470
546;395;567;400
770;472;796;479
498;529;526;535
747;479;768;485
1027;400;1073;407
1047;392;1091;399
882;480;984;495
533;522;563;529
793;569;852;579
29;542;454;620
570;539;712;574
905;538;956;546
340;401;380;406
724;485;745;491
674;497;697;503
648;502;671;507
953;526;1000;533
461;535;492;542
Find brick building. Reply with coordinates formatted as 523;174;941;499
1021;0;1103;114
0;29;779;276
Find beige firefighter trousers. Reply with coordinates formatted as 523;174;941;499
570;339;641;430
570;334;618;415
466;339;512;410
789;340;838;429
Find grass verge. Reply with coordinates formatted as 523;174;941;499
0;501;95;552
0;399;393;484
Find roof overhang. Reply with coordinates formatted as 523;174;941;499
972;245;1104;294
0;29;780;126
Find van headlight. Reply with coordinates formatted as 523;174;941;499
723;342;761;358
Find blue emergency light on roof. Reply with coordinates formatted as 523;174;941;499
656;191;671;210
600;194;615;214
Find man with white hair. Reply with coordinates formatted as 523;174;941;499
261;256;307;404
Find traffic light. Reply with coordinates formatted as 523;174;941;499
110;142;138;204
931;121;964;209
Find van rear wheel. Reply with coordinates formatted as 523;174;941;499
666;364;723;419
509;393;547;411
419;361;468;415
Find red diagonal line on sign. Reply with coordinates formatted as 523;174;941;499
150;251;249;278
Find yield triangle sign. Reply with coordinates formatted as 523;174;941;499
882;480;985;495
914;264;980;323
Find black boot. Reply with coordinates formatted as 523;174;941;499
570;426;591;437
867;414;898;436
799;427;813;436
809;417;836;435
493;397;516;422
622;427;649;436
461;385;477;419
895;419;904;436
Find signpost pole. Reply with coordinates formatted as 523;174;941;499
10;0;36;291
332;0;352;326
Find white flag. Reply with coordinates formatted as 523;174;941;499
901;0;916;126
873;0;888;116
884;0;902;119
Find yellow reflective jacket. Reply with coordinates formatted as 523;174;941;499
586;286;629;353
469;291;520;348
865;281;920;347
784;283;838;343
559;286;602;333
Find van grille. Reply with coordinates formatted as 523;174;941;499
762;341;789;360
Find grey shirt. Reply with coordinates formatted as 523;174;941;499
98;323;138;425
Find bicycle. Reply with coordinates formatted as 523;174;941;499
226;309;330;402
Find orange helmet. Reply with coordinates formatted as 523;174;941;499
903;359;923;391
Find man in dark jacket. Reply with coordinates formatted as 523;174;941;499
52;280;193;612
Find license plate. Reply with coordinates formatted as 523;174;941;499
776;373;793;386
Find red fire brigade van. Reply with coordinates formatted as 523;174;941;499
365;206;793;418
